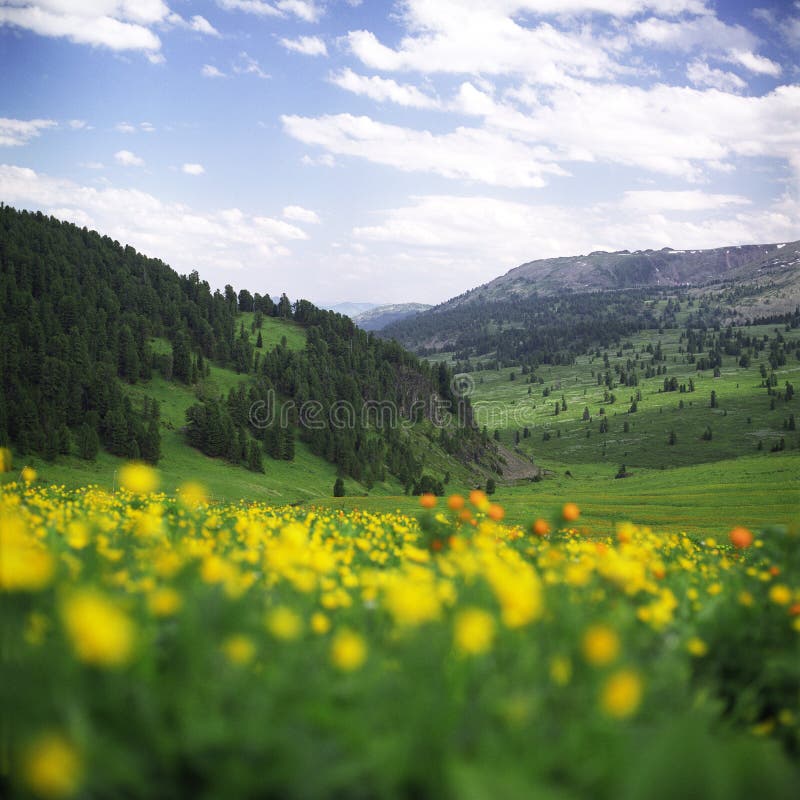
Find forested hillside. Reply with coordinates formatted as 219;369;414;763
0;206;486;492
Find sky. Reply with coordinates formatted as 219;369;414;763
0;1;799;306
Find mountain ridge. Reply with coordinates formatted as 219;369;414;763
353;303;432;331
435;240;800;311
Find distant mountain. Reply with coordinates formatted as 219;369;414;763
353;303;433;331
445;241;800;307
326;301;380;317
382;239;800;356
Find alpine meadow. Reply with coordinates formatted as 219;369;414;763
1;2;799;799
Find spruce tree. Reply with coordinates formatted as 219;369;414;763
78;423;99;461
247;439;264;473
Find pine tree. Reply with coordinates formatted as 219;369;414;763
247;439;264;473
282;426;295;461
141;418;161;464
78;423;99;461
172;332;192;384
265;425;281;460
333;477;345;497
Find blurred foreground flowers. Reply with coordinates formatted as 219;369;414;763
1;471;798;799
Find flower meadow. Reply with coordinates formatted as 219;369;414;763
2;463;799;799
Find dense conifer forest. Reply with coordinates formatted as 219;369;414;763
0;206;485;489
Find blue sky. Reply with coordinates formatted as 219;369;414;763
1;1;798;305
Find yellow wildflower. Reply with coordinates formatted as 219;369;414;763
0;514;54;592
582;624;620;666
60;589;135;667
600;669;643;719
769;585;792;606
119;462;159;494
147;587;182;617
266;606;303;640
687;636;708;657
222;634;256;665
383;575;441;627
331;629;367;671
177;481;208;508
311;612;331;635
22;732;82;799
453;608;495;656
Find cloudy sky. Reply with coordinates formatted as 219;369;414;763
1;1;799;305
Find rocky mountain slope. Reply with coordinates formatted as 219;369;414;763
442;240;800;308
353;303;432;331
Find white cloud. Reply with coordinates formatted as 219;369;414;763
634;15;781;76
347;18;620;80
457;81;800;181
0;117;56;146
0;1;167;54
189;15;219;35
79;161;104;169
282;113;567;188
68;119;88;129
280;35;327;56
216;0;321;21
300;153;335;167
283;204;320;224
216;0;280;17
234;51;269;78
686;60;746;92
115;121;154;133
474;1;708;14
634;15;755;51
202;64;226;78
0;163;309;277
328;68;440;109
728;49;782;77
350;190;799;300
619;190;751;213
276;0;322;22
784;15;800;46
283;81;800;185
751;7;775;25
114;149;144;166
182;163;205;175
451;82;497;115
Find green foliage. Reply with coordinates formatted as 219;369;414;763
3;484;799;799
0;206;487;489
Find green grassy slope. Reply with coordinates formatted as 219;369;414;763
5;315;479;502
301;454;798;538
465;323;800;468
6;316;797;535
